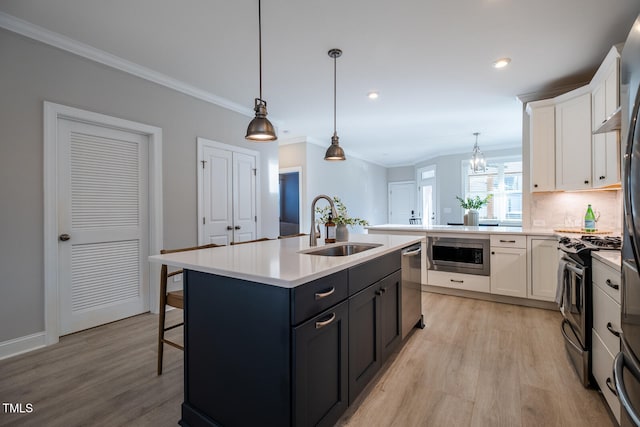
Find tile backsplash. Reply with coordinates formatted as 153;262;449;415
529;190;622;233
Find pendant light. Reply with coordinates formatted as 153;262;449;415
245;0;277;142
470;132;486;173
324;48;346;161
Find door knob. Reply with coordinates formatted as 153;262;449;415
227;226;233;230
59;233;71;241
234;225;241;230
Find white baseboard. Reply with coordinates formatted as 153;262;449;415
0;332;47;361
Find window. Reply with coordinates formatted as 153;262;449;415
462;157;522;225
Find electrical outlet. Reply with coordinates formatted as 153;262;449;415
173;273;182;282
533;219;545;227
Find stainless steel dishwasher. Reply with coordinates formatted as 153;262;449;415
401;243;425;339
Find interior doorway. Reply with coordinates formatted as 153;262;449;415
279;168;302;235
44;102;163;345
417;165;437;226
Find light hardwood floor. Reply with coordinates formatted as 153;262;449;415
0;293;614;427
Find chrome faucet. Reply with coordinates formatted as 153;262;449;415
310;194;338;246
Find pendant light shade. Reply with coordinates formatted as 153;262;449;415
246;98;276;141
325;48;346;161
246;0;277;142
470;132;486;173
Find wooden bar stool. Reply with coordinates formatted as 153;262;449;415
157;242;222;375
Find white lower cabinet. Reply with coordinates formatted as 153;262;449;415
591;256;621;424
490;247;527;298
427;270;490;293
490;235;527;298
527;237;560;301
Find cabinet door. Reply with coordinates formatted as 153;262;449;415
379;271;402;362
592;132;621;187
348;284;380;404
490;247;527;298
528;237;559;301
294;301;348;427
555;92;592;190
528;103;556;192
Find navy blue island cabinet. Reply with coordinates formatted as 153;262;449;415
179;250;402;427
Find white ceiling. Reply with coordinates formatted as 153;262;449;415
1;0;639;167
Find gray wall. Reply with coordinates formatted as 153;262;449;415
415;147;522;225
0;29;279;343
387;165;415;182
279;142;388;233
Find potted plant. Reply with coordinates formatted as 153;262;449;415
315;196;369;241
456;195;492;226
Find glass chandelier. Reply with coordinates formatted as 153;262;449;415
470;132;486;173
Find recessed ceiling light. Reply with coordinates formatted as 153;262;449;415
368;91;379;100
493;57;511;69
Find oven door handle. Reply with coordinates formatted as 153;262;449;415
560;319;583;354
565;263;584;276
614;350;640;426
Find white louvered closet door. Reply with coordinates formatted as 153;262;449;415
57;119;149;335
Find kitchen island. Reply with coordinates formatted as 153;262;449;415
149;233;424;427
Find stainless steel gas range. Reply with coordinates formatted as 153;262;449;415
558;235;621;387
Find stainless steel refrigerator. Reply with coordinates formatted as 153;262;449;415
616;15;640;426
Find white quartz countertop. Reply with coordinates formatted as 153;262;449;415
148;233;424;288
592;250;622;270
366;224;557;236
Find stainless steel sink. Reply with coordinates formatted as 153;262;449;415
302;243;382;256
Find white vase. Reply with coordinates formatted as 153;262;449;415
336;224;349;241
467;210;479;226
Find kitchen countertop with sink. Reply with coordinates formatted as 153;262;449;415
148;233;424;288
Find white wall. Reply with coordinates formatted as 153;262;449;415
279;141;387;233
410;147;522;225
0;28;279;344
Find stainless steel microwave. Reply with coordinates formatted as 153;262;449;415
426;236;490;276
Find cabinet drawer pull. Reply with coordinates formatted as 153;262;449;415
450;279;464;284
606;279;619;290
599;175;606;180
606;377;618;396
315;313;336;329
499;239;516;243
607;322;621;337
314;287;336;300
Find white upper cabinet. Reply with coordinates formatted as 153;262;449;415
555;90;592;191
527;101;555;192
526;45;622;192
591;46;621;187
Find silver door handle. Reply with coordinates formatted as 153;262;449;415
402;248;422;257
315;287;335;300
315;313;336;329
59;233;71;241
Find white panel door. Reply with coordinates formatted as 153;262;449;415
232;152;257;243
199;139;257;244
57;119;149;335
201;145;233;245
388;181;416;224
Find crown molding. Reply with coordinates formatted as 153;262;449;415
0;11;256;119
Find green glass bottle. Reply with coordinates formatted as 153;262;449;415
584;204;596;232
